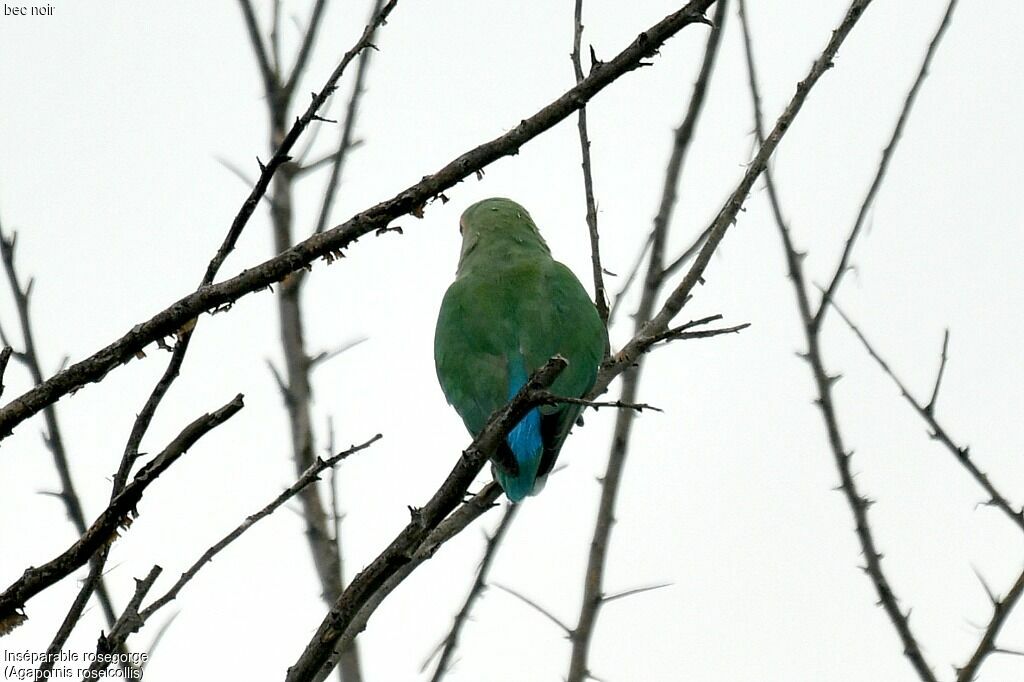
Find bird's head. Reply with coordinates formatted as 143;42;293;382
456;198;550;272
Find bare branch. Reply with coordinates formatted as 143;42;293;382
85;434;380;676
814;0;961;331
738;1;961;679
236;0;278;95
309;0;387;241
572;0;610;327
282;0;330;103
426;503;520;682
492;583;572;635
0;395;244;635
607;231;651;325
533;392;662;414
926;329;949;414
601;582;672;605
831;303;1024;534
660;223;712;279
216;156;277;211
86;566;163;676
138;434;380;622
957;567;1024;682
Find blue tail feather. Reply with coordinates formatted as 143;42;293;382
495;356;544;502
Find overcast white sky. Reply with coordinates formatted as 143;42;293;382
1;1;1023;681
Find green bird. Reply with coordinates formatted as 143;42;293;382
434;198;606;502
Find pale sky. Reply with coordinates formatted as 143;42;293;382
1;1;1023;681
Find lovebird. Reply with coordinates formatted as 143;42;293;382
434;198;606;502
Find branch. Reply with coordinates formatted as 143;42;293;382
285;358;566;682
425;502;520;682
0;395;244;635
606;231;651;325
492;583;572;635
297;483;503;682
738;0;960;679
572;0;610;327
533;391;662;414
309;0;386;240
0;345;11;398
925;329;949;414
86;566;163;676
237;0;278;96
0;0;715;440
140;434;379;620
282;0;330;103
814;0;960;331
568;3;730;679
831;304;1024;533
957;567;1024;682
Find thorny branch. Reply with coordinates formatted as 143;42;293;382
957;568;1024;682
572;0;609;327
739;0;960;680
831;306;1024;533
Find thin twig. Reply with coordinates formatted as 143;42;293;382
601;582;672;605
533;392;662;413
85;435;381;676
957;567;1024;682
814;0;961;331
282;0;330;103
661;223;713;279
925;329;949;414
607;231;652;325
492;583;572;635
426;503;520;682
572;0;609;326
142;435;380;620
237;0;278;96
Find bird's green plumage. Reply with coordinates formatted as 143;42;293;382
434;198;606;501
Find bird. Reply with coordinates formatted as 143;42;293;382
434;198;607;502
